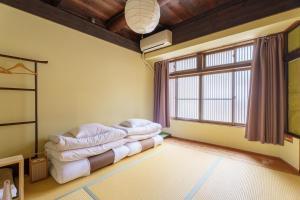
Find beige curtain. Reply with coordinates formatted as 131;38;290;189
245;33;286;145
154;61;170;128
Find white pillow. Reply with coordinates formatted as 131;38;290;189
68;123;110;138
120;119;152;128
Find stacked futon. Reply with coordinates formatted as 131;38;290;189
113;119;163;156
45;123;129;184
45;119;163;184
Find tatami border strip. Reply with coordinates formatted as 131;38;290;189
56;148;164;199
83;186;100;200
184;157;223;200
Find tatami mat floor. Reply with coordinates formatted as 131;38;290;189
24;138;300;200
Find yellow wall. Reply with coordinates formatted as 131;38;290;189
0;4;153;158
158;9;300;170
288;25;300;136
288;59;300;135
288;25;300;52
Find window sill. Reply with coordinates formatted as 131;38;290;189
171;118;246;128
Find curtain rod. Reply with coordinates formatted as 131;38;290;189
0;53;48;64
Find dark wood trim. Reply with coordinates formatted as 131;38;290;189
203;42;253;55
171;0;300;44
106;11;125;32
59;6;106;28
286;48;300;62
1;0;140;52
0;87;35;91
170;65;252;78
0;53;48;64
168;136;299;174
286;132;300;140
172;117;246;128
0;121;36;127
198;73;202;122
170;69;198;77
284;30;290;137
34;62;38;154
232;70;236;125
201;62;252;73
203;40;255;54
285;20;300;33
170;136;273;157
167;54;197;63
197;53;203;122
175;77;178;118
41;0;62;7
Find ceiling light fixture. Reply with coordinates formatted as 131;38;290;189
125;0;160;34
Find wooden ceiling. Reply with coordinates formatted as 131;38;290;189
42;0;235;42
2;0;300;52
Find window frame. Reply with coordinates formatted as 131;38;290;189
169;42;254;126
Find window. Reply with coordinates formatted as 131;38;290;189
169;43;254;125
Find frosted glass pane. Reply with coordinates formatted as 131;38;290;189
177;76;199;119
205;50;234;67
202;72;232;122
169;79;176;117
234;70;251;124
236;45;254;62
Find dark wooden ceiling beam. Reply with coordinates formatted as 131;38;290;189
172;0;300;44
106;11;126;32
1;0;140;52
55;0;106;28
59;0;109;22
41;0;62;7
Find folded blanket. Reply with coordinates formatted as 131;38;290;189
48;129;127;151
50;158;90;184
120;119;152;128
112;145;129;163
50;145;129;184
45;139;128;162
126;135;163;156
113;123;161;136
68;123;113;138
126;131;160;141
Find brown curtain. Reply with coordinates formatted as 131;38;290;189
245;33;286;145
154;61;170;128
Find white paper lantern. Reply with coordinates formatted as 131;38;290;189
125;0;160;34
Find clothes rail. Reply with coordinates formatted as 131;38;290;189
0;53;48;154
0;53;48;64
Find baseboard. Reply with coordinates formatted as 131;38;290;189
169;136;299;175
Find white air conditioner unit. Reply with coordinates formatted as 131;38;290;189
140;30;172;53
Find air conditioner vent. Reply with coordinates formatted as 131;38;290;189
140;30;172;53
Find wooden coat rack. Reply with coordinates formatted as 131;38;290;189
0;53;48;154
